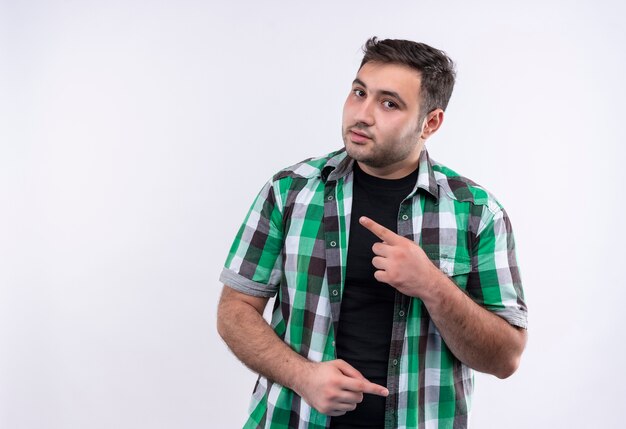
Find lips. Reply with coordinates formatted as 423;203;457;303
348;128;372;143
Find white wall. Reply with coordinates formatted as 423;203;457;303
1;0;624;427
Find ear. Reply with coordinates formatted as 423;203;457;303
420;108;444;140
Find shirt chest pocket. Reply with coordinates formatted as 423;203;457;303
426;252;472;290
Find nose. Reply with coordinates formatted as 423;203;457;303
353;98;375;126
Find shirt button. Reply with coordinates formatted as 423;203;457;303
399;311;405;317
332;289;339;296
330;241;337;247
327;195;334;201
392;359;398;366
401;214;409;220
332;341;336;347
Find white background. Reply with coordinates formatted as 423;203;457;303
2;0;625;428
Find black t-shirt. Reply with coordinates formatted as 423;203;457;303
330;162;418;428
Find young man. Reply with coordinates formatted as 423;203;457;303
217;38;528;429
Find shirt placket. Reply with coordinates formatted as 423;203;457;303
385;194;425;429
323;179;343;340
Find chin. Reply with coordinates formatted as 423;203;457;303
344;143;365;161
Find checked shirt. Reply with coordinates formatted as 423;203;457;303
219;148;528;429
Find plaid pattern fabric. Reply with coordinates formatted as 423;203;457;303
220;148;527;429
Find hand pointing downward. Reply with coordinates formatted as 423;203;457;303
297;359;389;416
359;215;442;299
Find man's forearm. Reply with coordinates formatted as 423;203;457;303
359;216;527;379
216;288;310;394
217;286;390;416
421;274;527;378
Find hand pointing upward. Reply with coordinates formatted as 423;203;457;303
359;216;443;301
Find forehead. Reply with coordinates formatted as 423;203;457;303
355;62;422;104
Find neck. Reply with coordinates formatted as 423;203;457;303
357;146;424;180
356;161;417;179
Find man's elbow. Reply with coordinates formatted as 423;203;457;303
216;286;242;342
216;297;233;342
216;313;227;341
494;355;521;379
495;328;527;379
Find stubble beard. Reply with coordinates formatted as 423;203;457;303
342;127;419;170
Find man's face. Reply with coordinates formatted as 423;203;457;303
342;61;425;179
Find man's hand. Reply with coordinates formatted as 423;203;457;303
218;287;390;414
359;215;441;299
295;359;388;417
359;216;527;378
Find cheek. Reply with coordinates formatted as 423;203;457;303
341;108;349;128
381;119;409;137
395;118;421;138
342;99;354;122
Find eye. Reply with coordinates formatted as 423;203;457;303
382;100;398;109
353;89;366;98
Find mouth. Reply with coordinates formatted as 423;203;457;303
348;128;372;144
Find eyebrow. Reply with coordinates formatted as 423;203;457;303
352;78;408;109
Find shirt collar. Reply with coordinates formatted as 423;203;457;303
415;149;439;201
322;149;352;182
322;148;439;201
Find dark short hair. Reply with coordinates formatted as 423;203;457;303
360;37;456;119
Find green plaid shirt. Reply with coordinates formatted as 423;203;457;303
220;148;527;429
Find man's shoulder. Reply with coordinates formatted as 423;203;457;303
430;158;503;214
272;149;348;182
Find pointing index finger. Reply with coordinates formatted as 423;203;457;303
360;380;390;397
359;216;399;244
344;377;390;397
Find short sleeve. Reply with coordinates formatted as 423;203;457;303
466;207;528;329
219;180;284;298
